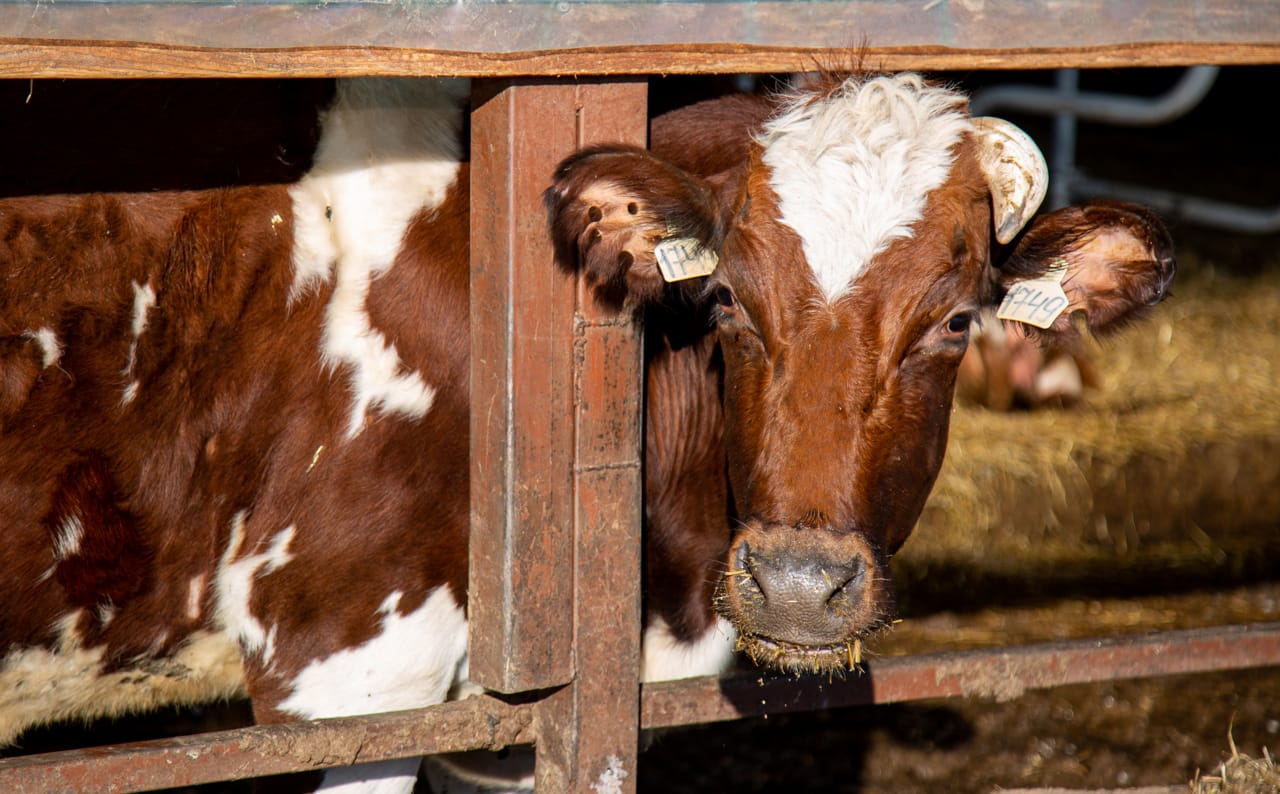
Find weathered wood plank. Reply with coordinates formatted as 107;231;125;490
2;42;1278;80
2;0;1279;78
3;625;1277;792
0;695;534;794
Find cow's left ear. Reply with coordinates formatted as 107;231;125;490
992;199;1175;337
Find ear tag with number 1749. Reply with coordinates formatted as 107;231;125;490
655;237;718;283
996;259;1071;329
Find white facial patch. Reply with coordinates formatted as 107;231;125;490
290;78;469;438
640;616;737;683
278;586;467;728
213;512;296;663
120;281;157;405
759;74;973;301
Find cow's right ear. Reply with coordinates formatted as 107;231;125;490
545;145;723;307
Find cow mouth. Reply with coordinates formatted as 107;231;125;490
734;631;878;675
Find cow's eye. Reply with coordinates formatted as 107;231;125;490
713;286;737;310
944;312;973;337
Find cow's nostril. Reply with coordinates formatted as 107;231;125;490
731;540;764;601
826;557;866;609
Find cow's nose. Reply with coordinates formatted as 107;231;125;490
728;535;869;647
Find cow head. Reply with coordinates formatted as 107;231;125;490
546;73;1174;673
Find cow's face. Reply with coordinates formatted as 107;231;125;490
547;73;1173;673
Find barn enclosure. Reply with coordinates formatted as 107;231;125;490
2;3;1280;792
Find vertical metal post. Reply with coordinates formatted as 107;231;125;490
470;79;580;692
1051;68;1079;210
469;77;648;791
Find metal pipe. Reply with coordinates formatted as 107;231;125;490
971;65;1221;125
973;66;1280;233
643;622;1280;730
1050;69;1080;209
1071;175;1280;234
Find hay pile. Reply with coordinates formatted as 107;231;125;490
918;262;1280;554
881;258;1280;647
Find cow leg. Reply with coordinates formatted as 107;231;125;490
311;759;426;794
423;749;535;793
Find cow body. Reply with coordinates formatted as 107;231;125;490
2;74;1172;792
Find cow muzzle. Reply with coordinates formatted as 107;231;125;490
720;524;895;673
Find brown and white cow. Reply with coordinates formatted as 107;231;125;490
1;73;1172;792
548;72;1173;674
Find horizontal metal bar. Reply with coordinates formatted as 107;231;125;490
4;624;1278;792
971;65;1221;124
0;694;535;794
641;622;1280;730
1069;174;1280;234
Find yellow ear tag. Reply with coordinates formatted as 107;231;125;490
996;259;1070;329
655;238;718;283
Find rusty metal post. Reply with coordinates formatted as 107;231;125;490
470;79;580;692
533;80;649;793
469;77;648;790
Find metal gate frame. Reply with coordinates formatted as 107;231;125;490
2;12;1280;792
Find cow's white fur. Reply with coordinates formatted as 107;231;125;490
1;78;748;794
186;573;207;621
289;78;469;438
23;327;62;370
213;513;296;664
278;587;468;793
315;759;428;794
51;514;85;561
278;588;467;720
121;281;156;405
641;616;737;683
760;74;972;301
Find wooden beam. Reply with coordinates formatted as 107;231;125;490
468;82;647;793
2;0;1279;78
3;42;1278;79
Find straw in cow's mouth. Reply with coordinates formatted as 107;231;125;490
735;634;869;676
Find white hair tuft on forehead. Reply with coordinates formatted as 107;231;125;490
758;73;973;301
